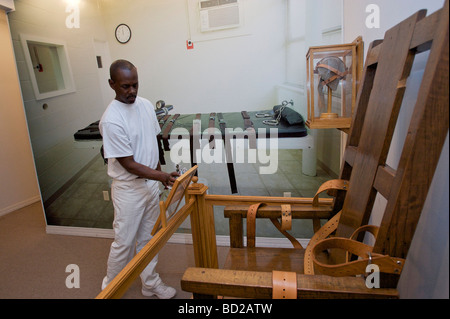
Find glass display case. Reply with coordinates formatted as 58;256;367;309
306;36;364;131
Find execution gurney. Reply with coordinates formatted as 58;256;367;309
74;107;316;194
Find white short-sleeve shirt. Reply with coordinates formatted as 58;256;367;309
99;96;161;181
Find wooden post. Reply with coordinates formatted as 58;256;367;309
229;213;244;248
187;177;219;270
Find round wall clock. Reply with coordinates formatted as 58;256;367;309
115;24;132;44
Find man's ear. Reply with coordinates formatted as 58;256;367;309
108;79;115;89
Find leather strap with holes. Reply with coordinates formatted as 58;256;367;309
246;203;262;248
311;237;405;277
312;179;349;207
269;217;303;249
347;224;380;262
247;203;302;249
281;204;292;230
304;211;342;275
272;271;297;299
310;179;348;233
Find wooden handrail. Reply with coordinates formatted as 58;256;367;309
205;194;334;206
96;197;196;299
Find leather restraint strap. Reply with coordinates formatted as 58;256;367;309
159;114;171;129
241;111;252;129
315;64;349;88
281;204;292;231
246;203;262;248
311;237;405;277
189;114;202;174
346;224;380;263
247;203;302;249
312;179;349;207
270;216;303;249
316;64;348;78
310;179;348;233
241;111;256;149
208;112;216;149
217;112;226;136
157;114;171;165
189;113;202;172
272;271;297;299
162;114;180;151
217;113;238;194
304;211;341;275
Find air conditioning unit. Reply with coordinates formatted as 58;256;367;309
199;0;241;32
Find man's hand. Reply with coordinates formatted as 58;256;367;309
116;156;179;186
161;171;180;188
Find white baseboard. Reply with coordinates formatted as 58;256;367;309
46;225;115;238
170;232;310;248
0;196;41;217
45;226;310;249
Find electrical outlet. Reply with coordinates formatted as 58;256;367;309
103;191;110;201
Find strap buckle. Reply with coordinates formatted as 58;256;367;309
263;119;279;126
364;252;373;279
256;112;272;118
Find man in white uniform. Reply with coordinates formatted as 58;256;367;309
99;60;179;298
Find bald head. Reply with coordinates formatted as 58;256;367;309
109;59;139;104
110;59;136;82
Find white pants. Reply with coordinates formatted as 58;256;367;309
102;178;161;290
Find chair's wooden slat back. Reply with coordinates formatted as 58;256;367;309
374;1;449;259
333;40;383;214
335;9;427;239
333;1;448;265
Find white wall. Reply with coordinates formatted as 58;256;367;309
0;8;40;216
343;0;448;298
8;0;111;201
100;0;286;114
304;0;344;176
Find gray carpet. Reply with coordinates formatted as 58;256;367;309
0;202;228;299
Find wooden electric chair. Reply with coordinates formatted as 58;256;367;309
181;2;449;299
